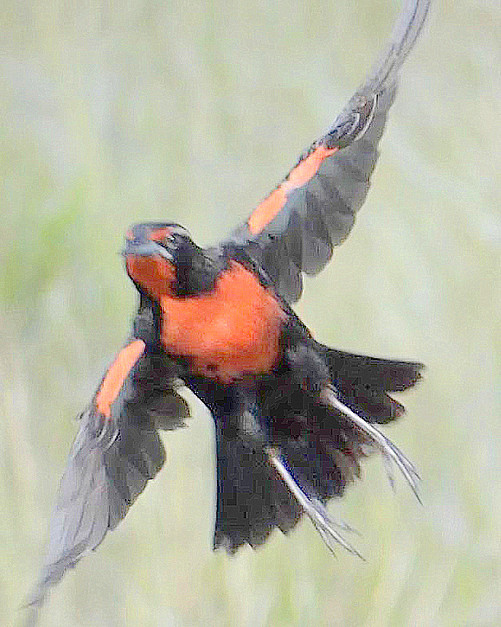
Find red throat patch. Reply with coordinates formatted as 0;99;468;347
126;254;176;297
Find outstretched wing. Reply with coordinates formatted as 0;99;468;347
224;0;431;302
27;338;188;611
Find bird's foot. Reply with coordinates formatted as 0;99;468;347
266;447;363;558
319;386;421;502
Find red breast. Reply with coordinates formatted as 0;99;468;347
160;262;286;382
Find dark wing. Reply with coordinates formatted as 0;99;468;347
224;0;431;302
27;339;188;612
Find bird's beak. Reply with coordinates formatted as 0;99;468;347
123;239;174;261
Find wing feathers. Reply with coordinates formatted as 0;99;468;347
225;0;430;302
27;344;187;613
247;145;338;236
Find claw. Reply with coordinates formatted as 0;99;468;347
320;387;421;503
266;447;364;558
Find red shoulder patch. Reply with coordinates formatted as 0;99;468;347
247;145;338;235
95;340;146;418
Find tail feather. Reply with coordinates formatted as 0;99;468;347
267;449;363;558
320;386;421;502
326;348;424;424
213;426;302;553
212;348;423;554
273;409;364;502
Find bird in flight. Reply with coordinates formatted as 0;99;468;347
28;0;431;613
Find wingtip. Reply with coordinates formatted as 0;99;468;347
364;0;432;94
21;588;46;627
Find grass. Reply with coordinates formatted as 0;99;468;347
1;0;500;625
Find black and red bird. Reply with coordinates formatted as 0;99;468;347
29;0;431;611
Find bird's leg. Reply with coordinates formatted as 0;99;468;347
319;386;421;502
266;447;363;558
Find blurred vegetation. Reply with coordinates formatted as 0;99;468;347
1;0;500;625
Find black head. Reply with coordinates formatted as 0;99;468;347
124;222;225;298
125;222;192;261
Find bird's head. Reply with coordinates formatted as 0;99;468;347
124;222;223;298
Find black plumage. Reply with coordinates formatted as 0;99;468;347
28;0;430;618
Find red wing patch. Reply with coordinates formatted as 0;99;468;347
247;145;338;235
95;339;146;418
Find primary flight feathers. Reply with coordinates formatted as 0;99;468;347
229;0;430;302
28;0;430;619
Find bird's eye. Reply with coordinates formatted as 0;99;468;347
146;224;190;249
163;226;190;246
161;234;176;249
168;225;190;240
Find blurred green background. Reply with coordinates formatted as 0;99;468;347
1;0;500;625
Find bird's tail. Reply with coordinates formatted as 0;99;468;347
326;348;423;423
213;351;423;555
213;423;302;553
212;389;371;555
